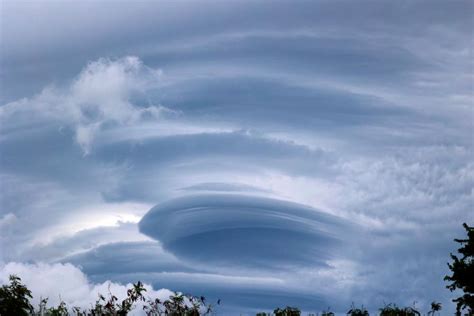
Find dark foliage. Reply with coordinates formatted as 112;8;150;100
0;275;217;316
379;303;420;316
0;277;454;316
0;275;34;316
320;308;335;316
427;301;442;316
273;306;301;316
445;222;474;316
347;304;369;316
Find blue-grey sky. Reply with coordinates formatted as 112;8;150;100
0;1;472;314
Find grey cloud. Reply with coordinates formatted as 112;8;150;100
95;131;335;203
1;1;472;314
63;241;331;313
157;76;410;126
139;194;353;269
63;242;326;315
180;182;270;194
86;270;326;315
2;1;471;104
23;222;148;262
64;241;196;276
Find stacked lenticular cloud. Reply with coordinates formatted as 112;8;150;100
139;194;351;269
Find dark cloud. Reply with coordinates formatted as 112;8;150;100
139;194;352;269
158;77;411;127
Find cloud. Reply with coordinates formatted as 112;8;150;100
0;262;175;315
0;1;472;314
139;194;352;270
1;52;470;314
63;241;195;276
0;56;166;154
21;222;150;263
180;182;271;193
58;242;332;314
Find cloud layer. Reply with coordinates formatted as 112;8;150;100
1;1;472;314
139;194;351;269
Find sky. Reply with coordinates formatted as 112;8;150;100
0;0;473;314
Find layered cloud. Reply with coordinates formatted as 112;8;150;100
139;194;352;269
1;1;472;314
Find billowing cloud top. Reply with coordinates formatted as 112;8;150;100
1;0;473;314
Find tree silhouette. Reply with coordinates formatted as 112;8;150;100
427;301;442;316
379;303;420;316
444;222;474;316
347;303;369;316
0;275;34;316
321;308;335;316
0;274;217;315
273;306;301;316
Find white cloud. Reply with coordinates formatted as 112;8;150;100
0;56;167;154
0;213;16;229
0;262;174;315
34;202;150;246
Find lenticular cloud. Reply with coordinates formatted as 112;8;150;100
139;194;351;269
